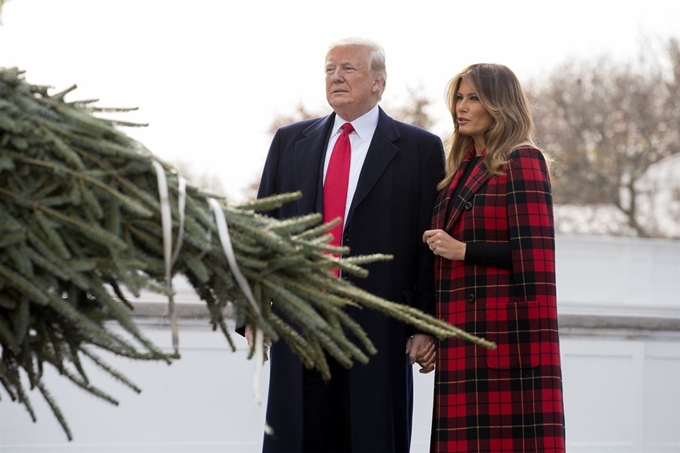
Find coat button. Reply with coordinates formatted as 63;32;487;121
464;201;473;210
466;294;475;303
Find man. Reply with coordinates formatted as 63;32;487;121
251;37;445;452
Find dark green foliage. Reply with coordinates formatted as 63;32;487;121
0;67;493;440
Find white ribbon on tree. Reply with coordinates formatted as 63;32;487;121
151;163;264;403
208;197;265;404
152;161;186;357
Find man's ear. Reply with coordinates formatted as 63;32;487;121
372;76;385;93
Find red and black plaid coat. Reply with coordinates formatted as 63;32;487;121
430;145;566;452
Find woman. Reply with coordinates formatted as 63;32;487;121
421;64;566;452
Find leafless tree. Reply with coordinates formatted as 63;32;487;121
172;159;228;198
242;92;439;201
266;103;327;136
528;37;680;238
382;84;438;131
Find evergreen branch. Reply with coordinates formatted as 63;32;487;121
268;312;316;369
0;153;157;216
49;359;121;407
12;297;30;345
81;348;143;393
0;263;50;304
36;380;73;441
236;191;303;212
5;242;33;276
34;210;72;260
0;316;20;354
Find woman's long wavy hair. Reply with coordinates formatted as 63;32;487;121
439;63;541;191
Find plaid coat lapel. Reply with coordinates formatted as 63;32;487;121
433;146;490;233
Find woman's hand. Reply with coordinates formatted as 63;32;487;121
422;229;466;261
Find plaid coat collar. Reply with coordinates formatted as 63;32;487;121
434;146;491;233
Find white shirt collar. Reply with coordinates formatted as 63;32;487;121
332;105;380;140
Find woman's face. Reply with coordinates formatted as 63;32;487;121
455;78;493;145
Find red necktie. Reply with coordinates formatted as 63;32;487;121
323;123;354;271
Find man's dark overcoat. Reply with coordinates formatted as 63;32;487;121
429;146;566;452
257;107;445;452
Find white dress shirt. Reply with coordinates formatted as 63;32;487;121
322;105;379;230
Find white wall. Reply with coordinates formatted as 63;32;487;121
2;327;678;453
0;322;438;453
561;333;680;452
1;235;679;452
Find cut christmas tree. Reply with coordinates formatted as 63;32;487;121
0;67;493;439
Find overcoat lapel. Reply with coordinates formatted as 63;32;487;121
293;116;333;215
345;109;399;229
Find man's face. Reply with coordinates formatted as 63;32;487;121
325;47;382;121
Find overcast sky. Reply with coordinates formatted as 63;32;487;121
1;0;679;201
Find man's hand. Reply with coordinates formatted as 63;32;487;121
245;325;271;362
406;334;436;374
